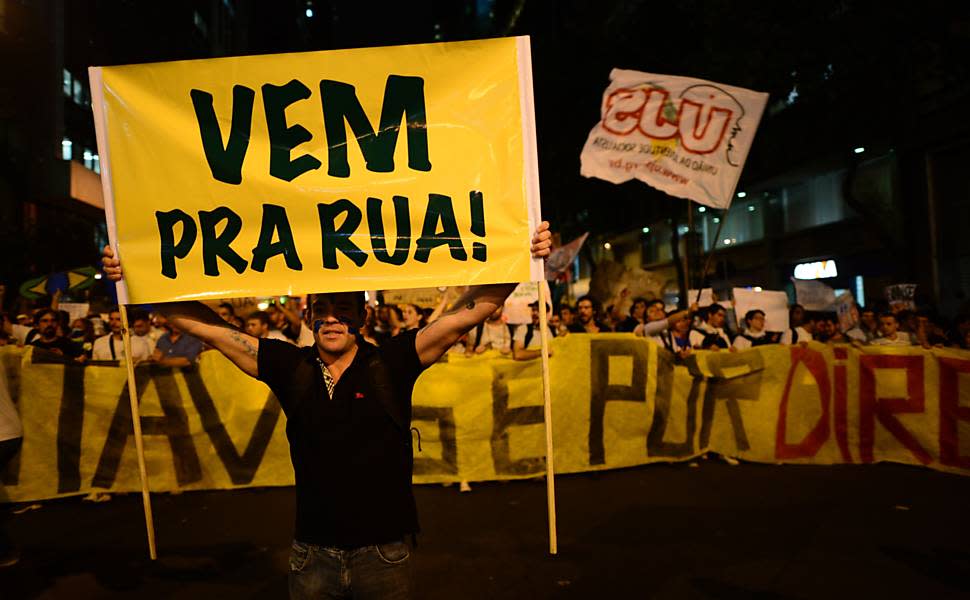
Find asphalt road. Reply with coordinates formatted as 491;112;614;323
2;460;970;599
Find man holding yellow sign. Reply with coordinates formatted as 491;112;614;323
93;36;550;598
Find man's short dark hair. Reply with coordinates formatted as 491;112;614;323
643;298;663;312
129;308;150;323
879;312;898;322
704;304;726;320
247;310;272;327
218;302;236;315
577;295;600;314
744;309;765;324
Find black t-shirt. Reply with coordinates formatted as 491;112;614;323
257;329;425;548
30;336;83;359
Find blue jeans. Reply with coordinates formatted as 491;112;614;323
288;539;413;599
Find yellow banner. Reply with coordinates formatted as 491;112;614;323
3;339;969;503
90;37;542;304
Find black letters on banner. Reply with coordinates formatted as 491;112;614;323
181;369;282;485
156;209;199;279
321;75;431;178
367;196;411;266
55;364;86;493
190;85;255;185
199;206;248;276
646;349;700;459
250;204;304;272
414;194;467;263
490;363;545;475
588;339;649;465
318;199;368;269
411;406;459;475
698;351;764;451
263;79;322;182
92;367;203;489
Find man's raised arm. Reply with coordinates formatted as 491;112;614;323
415;222;552;366
101;246;260;377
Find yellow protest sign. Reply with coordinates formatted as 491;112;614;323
90;37;542;304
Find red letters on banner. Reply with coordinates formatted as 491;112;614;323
859;355;931;465
775;346;831;459
938;357;970;468
833;347;853;462
601;87;734;154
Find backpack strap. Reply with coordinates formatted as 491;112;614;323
523;324;535;349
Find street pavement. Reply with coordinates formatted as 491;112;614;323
2;459;970;599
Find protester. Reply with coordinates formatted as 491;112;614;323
555;304;575;337
733;309;782;350
511;301;554;361
844;305;869;343
101;221;552;599
400;303;424;331
0;364;22;568
466;306;512;354
152;321;205;366
216;302;238;325
27;308;85;360
129;309;157;354
69;317;97;358
859;307;879;342
92;308;152;363
869;312;914;346
616;298;648;333
635;301;697;346
568;296;609;333
660;311;693;360
690;304;732;350
781;304;814;345
245;310;291;342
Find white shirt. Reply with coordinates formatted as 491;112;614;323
135;333;157;355
512;323;552;350
733;329;766;351
0;365;22;441
690;322;731;348
781;326;814;345
11;323;32;345
92;333;152;362
469;320;511;352
869;332;914;346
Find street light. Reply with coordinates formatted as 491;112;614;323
603;242;612;250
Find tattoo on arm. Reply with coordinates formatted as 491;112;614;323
229;330;258;359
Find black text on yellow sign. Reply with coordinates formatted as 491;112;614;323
157;75;489;279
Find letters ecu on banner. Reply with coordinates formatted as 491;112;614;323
90;37;543;305
579;69;768;209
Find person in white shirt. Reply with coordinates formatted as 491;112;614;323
512;301;554;361
869;312;914;346
733;309;782;350
245;311;291;342
466;307;512;355
689;304;732;349
635;301;698;346
781;304;815;345
91;308;152;363
128;309;157;354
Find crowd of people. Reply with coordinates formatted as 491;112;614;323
2;291;970;369
544;293;970;357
